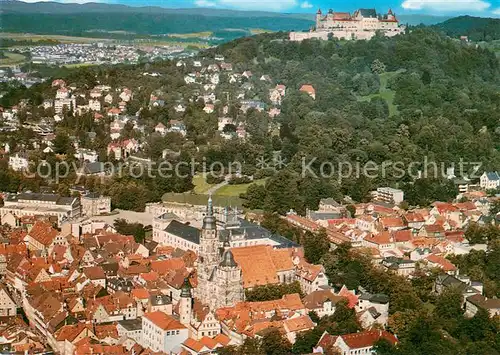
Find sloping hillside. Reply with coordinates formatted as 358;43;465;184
0;0;314;36
434;15;500;41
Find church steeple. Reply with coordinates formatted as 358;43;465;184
202;194;216;230
180;277;192;298
179;277;192;326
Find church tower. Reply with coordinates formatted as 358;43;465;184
215;240;245;308
195;195;221;306
200;195;219;266
179;278;192;327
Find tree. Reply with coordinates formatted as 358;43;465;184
327;299;361;334
421;69;432;85
292;327;323;354
371;59;386;74
245;281;302;302
113;218;146;243
222;123;237;133
434;287;464;333
373;338;398;355
260;328;292;355
303;229;330;264
263;169;303;215
241;184;267;210
490;199;500;217
239;337;264;355
346;204;356;217
53;132;72;154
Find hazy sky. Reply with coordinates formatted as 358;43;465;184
19;0;500;16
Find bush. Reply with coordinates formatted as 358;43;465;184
241;163;257;176
254;167;275;179
228;175;252;185
206;175;225;184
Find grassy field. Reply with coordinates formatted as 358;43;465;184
63;62;99;68
134;40;210;49
0;32;112;44
168;32;212;38
192;174;215;194
357;70;402;117
0;51;27;66
250;29;273;35
215;179;267;197
0;32;209;49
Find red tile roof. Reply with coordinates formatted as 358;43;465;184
393;229;412;243
444;231;465;243
379;217;405;228
144;311;186;331
131;288;150;300
340;330;397;349
83;266;106;280
150;258;185;275
425;254;457;272
424;224;445;234
28;221;58;247
364;231;393;245
299;84;315;95
283;315;315;332
338;286;358;309
404;212;425;223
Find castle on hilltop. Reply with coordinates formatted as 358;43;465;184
290;8;405;42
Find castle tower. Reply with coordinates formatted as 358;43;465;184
316;9;322;29
179;278;192;327
387;9;395;21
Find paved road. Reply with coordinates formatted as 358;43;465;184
206;179;229;195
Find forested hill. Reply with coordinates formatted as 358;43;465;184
434;15;500;41
0;12;313;35
6;28;500;211
0;0;314;35
203;29;500;206
0;0;449;37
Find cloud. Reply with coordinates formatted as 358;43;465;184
401;0;490;12
300;1;313;9
217;0;297;11
195;0;217;7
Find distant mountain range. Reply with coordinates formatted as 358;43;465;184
0;0;451;37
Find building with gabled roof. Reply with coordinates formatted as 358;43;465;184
381;256;415;276
54;323;97;355
141;311;188;353
299;84;316;99
313;329;397;354
23;220;58;253
423;254;457;275
216;293;306;345
182;334;232;354
302;289;345;317
480;171;500;189
465;294;500;317
283;314;315;344
0;284;17;317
